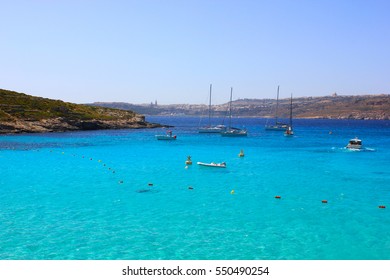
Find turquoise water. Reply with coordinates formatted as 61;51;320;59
1;117;390;260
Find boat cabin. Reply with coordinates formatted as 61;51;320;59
346;138;362;149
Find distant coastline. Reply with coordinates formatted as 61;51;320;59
1;88;389;135
90;94;389;120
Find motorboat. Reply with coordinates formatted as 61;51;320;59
155;131;177;140
346;137;362;149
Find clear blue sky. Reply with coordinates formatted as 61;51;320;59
1;0;389;104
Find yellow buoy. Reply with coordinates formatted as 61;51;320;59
185;155;192;165
230;190;235;195
238;149;244;157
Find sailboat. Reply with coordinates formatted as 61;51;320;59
221;87;247;137
198;84;226;133
284;94;294;136
265;86;288;131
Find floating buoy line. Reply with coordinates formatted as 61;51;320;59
48;149;121;183
45;150;388;208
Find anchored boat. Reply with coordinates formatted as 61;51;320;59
155;131;177;140
199;84;226;133
265;86;288;131
346;137;362;150
197;162;226;168
284;94;294;136
220;87;247;137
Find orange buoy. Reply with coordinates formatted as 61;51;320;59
322;200;328;203
379;205;386;209
275;196;281;199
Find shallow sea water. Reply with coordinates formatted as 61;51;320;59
1;117;390;259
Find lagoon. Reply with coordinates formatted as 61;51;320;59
1;117;389;259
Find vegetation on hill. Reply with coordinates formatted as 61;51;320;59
0;89;160;134
0;88;137;122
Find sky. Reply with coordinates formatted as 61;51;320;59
1;0;389;105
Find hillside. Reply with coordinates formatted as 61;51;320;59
0;89;161;134
91;94;390;120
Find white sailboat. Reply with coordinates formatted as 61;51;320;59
198;84;226;133
265;86;288;131
284;94;294;136
221;87;247;137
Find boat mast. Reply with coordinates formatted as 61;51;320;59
208;84;212;126
289;93;293;127
275;85;280;125
228;87;233;128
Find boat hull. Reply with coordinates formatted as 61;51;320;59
198;126;226;133
197;162;226;168
346;144;362;149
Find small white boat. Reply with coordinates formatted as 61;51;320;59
197;161;226;168
155;131;177;140
346;137;362;149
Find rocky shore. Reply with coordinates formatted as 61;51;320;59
0;88;163;134
0;116;162;134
